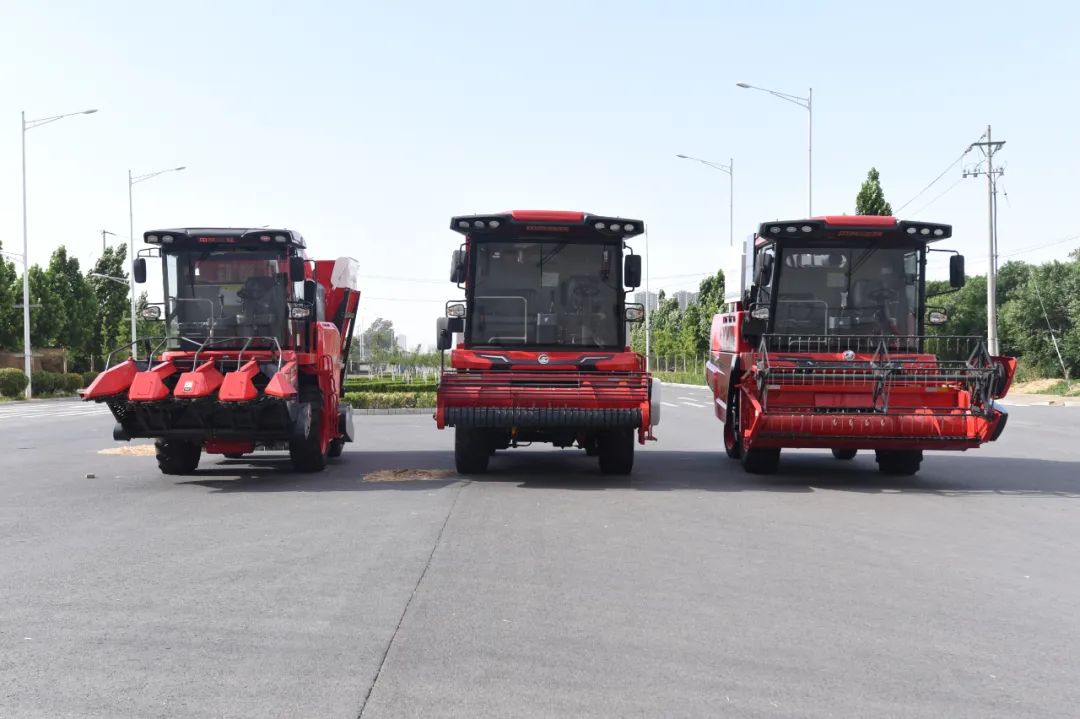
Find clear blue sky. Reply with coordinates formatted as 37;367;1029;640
2;0;1077;348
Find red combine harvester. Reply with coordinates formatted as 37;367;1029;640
707;215;1015;475
434;210;658;475
82;228;361;474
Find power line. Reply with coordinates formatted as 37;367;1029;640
895;146;974;213
908;177;964;217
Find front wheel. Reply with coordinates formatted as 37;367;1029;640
831;448;858;460
875;450;922;476
454;427;490;475
723;391;742;460
155;440;201;475
327;438;345;458
290;387;328;473
598;429;635;475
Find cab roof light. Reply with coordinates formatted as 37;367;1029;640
161;234;174;244
146;234;159;243
274;234;288;243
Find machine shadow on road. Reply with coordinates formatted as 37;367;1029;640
177;450;461;493
487;451;1080;498
172;449;1080;498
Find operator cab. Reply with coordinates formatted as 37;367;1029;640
134;228;318;352
740;216;965;349
440;210;645;352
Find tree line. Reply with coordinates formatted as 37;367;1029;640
0;241;155;371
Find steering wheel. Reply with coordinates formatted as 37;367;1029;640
568;276;602;299
238;276;275;301
868;287;897;303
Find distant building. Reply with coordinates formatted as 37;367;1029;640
633;291;659;312
395;334;408;351
673;290;699;311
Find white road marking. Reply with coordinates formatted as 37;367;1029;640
0;402;111;422
661;401;679;408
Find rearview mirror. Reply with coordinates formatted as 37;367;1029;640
303;279;318;304
450;250;466;284
927;309;948;326
436;316;453;350
133;258;146;284
289;256;306;280
623;255;642;289
949;255;966;288
139;305;161;320
758;254;774;286
624;303;645;322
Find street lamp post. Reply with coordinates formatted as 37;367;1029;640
676;154;734;246
128;166;185;360
20;108;98;398
736;82;813;215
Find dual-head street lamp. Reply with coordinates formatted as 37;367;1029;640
736;82;813;215
128;166;186;359
20;108;98;398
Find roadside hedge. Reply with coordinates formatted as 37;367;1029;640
0;368;29;397
343;391;436;409
82;371;99;388
342;379;437;394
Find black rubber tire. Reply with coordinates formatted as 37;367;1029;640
454;427;490;474
875;450;922;476
831;448;858;460
724;389;742;460
223;452;246;459
289;387;328;473
327;438;345;459
155;440;201;475
598;429;635;475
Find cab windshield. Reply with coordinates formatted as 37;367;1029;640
163;248;291;347
468;240;622;348
767;246;922;337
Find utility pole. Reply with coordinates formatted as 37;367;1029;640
963;125;1006;355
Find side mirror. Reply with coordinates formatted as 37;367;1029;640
750;305;770;321
949;255;966;288
133;258;146;284
303;279;318;304
447;317;464;333
289;256;306;280
450;250;466;284
623;255;642;289
436;316;453;350
624;303;645;322
139;305;161;320
927;309;948;326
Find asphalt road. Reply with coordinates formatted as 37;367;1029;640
1;389;1079;718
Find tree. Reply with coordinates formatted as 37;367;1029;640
361;318;396;360
43;246;96;368
855;167;893;216
27;265;61;350
88;245;131;362
0;241;20;350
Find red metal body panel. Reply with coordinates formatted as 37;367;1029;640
265;361;298;398
81;359;138;400
218;360;260;402
173;361;225;399
509;210;585;223
128;361;177;401
205;440;255;455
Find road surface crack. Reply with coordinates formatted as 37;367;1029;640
356;480;467;717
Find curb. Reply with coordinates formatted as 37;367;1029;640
662;382;709;390
352;408;434;415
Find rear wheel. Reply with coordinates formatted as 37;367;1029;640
155;440;201;475
598;429;635;475
831;448;858;460
454;427;490;474
875;450;922;476
723;390;742;459
290;387;328;473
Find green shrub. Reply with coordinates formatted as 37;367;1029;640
342;379;437;394
33;371;62;395
0;368;29;397
344;391;436;409
64;373;85;393
82;371;99;388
